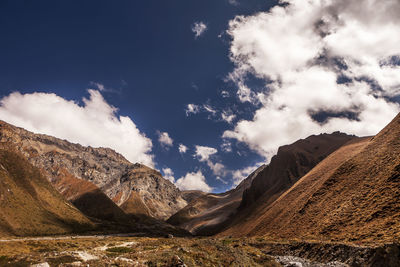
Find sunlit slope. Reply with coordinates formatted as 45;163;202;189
222;113;400;244
0;149;93;237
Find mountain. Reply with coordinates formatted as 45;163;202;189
0;147;94;237
0;121;187;221
240;132;358;210
167;165;265;235
168;132;356;235
221;113;400;243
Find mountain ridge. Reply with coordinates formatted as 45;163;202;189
0;120;187;221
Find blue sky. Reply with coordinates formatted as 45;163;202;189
0;0;278;192
1;0;400;193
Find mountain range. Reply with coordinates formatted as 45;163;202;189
1;113;400;264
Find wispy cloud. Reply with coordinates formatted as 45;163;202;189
157;131;173;149
185;104;201;116
192;21;207;39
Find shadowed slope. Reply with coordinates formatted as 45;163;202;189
222;113;400;244
0;149;93;237
240;132;358;210
167;165;265;235
169;132;356;236
54;168;129;222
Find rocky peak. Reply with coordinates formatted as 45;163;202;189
0;120;187;220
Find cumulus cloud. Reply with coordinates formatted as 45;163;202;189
195;145;217;162
175;170;212;192
0;90;154;166
178;144;188;154
224;0;400;159
162;168;175;183
157;131;173;148
185;104;200;116
191;21;207;39
194;145;227;176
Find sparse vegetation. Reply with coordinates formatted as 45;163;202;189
0;236;281;266
106;246;133;253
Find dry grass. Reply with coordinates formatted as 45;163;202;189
0;236;281;266
221;114;400;245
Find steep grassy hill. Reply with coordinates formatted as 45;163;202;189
221;113;400;244
0;148;93;237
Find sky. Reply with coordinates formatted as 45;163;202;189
1;0;400;193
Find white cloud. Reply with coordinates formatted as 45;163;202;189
0;90;154;166
162;168;175;183
175;170;212;192
178;144;188;154
224;0;400;159
221;110;236;124
194;145;217;162
216;176;228;185
191;21;207;39
228;0;239;6
194;145;227;176
207;161;227;176
185;104;200;116
203;104;217;115
157;131;173;148
232;163;263;186
221;140;232;153
90;81;105;91
221;90;230;98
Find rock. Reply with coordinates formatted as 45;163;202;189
0;120;188;220
167;234;174;238
31;263;50;267
171;255;187;267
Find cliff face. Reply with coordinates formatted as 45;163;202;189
0;121;187;220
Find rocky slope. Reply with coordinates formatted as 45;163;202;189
0;121;187;221
221;113;400;244
0;147;94;237
169;132;356;235
167;165;266;235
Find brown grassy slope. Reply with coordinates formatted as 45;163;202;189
167;165;266;235
169;133;355;236
0;149;93;237
221;113;400;244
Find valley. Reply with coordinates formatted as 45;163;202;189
1;114;400;266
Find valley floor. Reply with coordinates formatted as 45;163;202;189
1;235;397;266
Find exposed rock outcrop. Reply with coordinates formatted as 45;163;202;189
0;121;187;221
